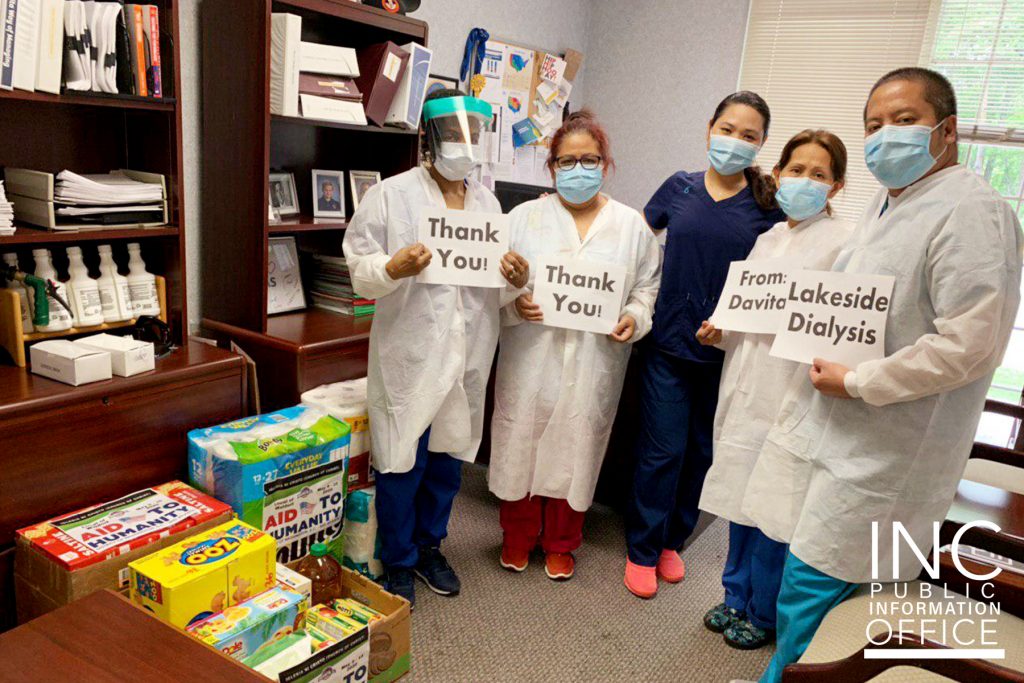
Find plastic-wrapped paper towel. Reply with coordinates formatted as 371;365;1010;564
186;405;351;564
342;486;382;580
302;378;373;490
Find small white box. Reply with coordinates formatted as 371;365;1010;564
73;334;155;377
276;564;312;602
30;340;112;386
299;42;360;78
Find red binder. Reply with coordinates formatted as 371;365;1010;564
354;41;410;126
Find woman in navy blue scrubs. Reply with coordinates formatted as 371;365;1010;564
624;91;785;599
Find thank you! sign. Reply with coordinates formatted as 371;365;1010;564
416;207;509;287
533;255;627;334
769;270;895;366
711;257;799;334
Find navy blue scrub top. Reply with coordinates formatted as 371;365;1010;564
645;170;785;363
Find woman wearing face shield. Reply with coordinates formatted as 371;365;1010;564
342;89;529;607
624;91;785;599
487;110;661;581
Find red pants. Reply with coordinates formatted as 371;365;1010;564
500;496;585;553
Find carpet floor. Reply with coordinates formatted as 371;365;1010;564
406;464;774;682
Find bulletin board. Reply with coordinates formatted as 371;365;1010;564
468;37;583;189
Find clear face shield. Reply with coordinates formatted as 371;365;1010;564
422;96;493;181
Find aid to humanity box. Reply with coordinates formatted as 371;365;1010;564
14;481;233;622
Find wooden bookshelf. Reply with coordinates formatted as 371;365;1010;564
0;1;251;633
200;0;428;408
0;0;188;351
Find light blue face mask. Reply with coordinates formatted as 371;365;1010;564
707;135;760;175
555;165;604;205
864;119;948;189
775;177;831;222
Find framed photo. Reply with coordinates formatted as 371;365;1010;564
311;169;345;219
425;74;458;98
350;170;382;211
269;172;299;216
267;236;306;315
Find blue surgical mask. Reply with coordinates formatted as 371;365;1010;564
775;177;831;222
864;119;948;189
555;166;604;205
707;135;760;175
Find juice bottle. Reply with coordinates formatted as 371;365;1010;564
296;543;343;605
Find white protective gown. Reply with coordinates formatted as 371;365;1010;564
699;213;854;525
488;195;662;511
343;166;509;474
742;165;1023;583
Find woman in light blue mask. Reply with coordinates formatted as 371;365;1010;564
695;129;853;650
625;92;784;600
487;110;662;582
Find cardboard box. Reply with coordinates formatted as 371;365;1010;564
276;563;312;602
129;521;276;629
187;586;309;661
14;481;233;623
281;628;369;683
74;333;155;376
341;567;410;683
29;339;111;385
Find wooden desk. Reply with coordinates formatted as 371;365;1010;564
204;309;371;411
0;342;247;631
0;590;267;682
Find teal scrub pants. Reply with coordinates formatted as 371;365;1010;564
759;552;858;683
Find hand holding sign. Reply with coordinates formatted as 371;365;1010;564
809;358;854;398
532;255;627;334
516;292;543;322
387;243;432;279
416;207;510;288
500;251;530;289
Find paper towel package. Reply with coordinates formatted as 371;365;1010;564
187;406;351;564
302;378;374;491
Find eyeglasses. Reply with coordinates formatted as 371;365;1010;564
555;155;603;171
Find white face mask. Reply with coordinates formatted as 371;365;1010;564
433;142;479;181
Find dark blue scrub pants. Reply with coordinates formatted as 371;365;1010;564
724;522;788;630
627;346;722;566
374;429;462;569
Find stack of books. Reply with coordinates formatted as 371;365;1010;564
0;182;14;236
307;254;375;317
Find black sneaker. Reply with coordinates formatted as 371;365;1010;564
414;546;461;596
383;567;416;607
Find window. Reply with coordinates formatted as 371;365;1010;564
921;0;1024;445
737;0;935;220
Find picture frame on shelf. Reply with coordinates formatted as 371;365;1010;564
350;171;382;211
267;236;306;315
269;172;299;216
311;169;345;219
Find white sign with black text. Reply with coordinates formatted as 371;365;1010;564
710;257;800;334
532;255;627;335
769;270;896;367
416;207;509;288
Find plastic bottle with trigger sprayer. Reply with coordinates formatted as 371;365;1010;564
65;246;104;327
31;249;72;332
126;242;160;317
96;244;133;322
2;252;34;333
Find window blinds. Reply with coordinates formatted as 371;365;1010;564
737;0;935;219
920;0;1024;146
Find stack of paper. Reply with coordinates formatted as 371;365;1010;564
53;170;163;224
307;254;374;317
0;182;14;235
